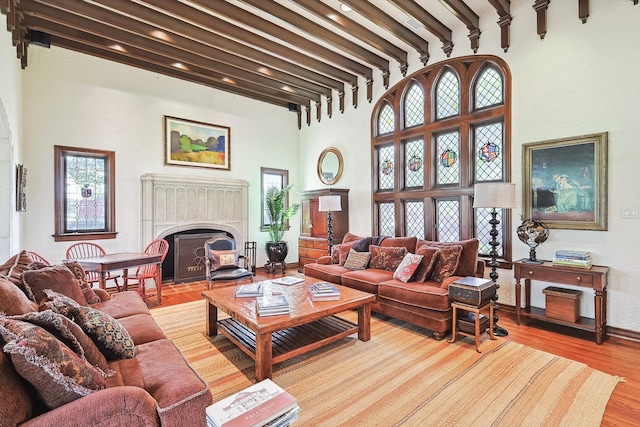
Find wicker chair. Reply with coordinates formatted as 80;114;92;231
65;242;121;290
26;251;50;266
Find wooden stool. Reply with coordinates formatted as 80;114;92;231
448;301;496;352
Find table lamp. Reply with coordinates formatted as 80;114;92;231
318;194;342;255
473;182;516;337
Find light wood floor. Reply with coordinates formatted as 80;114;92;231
148;269;640;426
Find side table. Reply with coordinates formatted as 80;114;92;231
448;301;496;352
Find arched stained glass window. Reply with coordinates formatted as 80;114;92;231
404;82;424;128
436;70;460;120
475;66;503;109
378;103;395;135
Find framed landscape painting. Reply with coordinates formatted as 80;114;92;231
165;116;230;170
522;132;608;230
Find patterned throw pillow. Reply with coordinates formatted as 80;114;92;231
393;253;424;283
0;277;38;315
429;245;463;283
41;289;82;317
414;246;440;282
21;265;88;305
343;249;371;271
63;260;101;304
369;245;408;271
72;306;136;360
0;250;34;286
209;250;240;271
338;241;356;265
0;318;106;410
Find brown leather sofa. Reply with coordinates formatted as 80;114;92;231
0;251;212;427
304;234;485;340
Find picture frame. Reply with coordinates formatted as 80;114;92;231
164;116;230;170
522;132;608;230
16;164;27;212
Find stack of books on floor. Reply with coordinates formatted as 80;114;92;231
308;282;341;301
256;294;290;316
552;250;592;269
206;378;300;427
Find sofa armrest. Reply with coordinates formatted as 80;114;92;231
474;259;486;278
93;288;111;302
21;386;160;427
316;256;333;265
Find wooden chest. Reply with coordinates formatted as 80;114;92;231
448;277;495;307
543;286;581;322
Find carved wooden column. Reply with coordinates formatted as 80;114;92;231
533;0;551;40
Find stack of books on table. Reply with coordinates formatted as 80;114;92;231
235;282;282;298
552;250;592;269
206;378;300;427
308;282;341;301
255;294;290;316
271;276;305;286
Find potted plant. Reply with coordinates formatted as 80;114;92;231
265;184;300;265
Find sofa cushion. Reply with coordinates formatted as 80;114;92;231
0;250;34;287
429;245;463;283
117;313;167;345
369;245;407;271
72;306;136;360
378;279;452;311
417;238;479;277
414;246;440;283
62;260;101;304
303;263;349;285
342;232;362;243
22;264;88;305
0;276;38;315
343;249;371;271
342;268;393;295
0;318;106;410
0;350;33;426
393;253;424;283
89;291;152;319
380;236;418;254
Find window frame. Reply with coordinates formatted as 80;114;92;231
53;145;117;242
260;167;291;232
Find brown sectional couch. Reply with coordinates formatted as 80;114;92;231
0;251;212;427
304;234;485;340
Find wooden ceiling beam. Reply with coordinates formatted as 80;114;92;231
340;0;430;65
290;0;408;78
487;0;512;52
438;0;481;52
387;0;454;57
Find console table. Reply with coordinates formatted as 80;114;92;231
513;260;609;344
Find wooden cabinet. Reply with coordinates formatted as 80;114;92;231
513;260;610;344
298;189;349;271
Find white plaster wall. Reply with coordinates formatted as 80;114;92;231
300;1;640;333
0;17;24;261
19;46;300;267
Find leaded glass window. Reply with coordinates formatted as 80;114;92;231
404;82;424;128
475;66;503;109
378;145;395;190
404;138;424;188
475;208;505;257
475;122;504;182
378;103;395;135
436;131;460;185
405;201;425;239
436;70;460;120
378;202;395;236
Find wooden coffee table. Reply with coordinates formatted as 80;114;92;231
202;279;375;381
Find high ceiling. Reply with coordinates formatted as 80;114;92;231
2;0;630;126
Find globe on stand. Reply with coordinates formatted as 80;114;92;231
517;217;549;264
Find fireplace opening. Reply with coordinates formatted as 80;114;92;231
162;228;233;283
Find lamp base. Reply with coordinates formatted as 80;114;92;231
522;258;544;264
493;324;509;337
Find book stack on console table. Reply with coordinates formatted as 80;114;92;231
206;378;300;427
552;250;592;269
308;282;341;301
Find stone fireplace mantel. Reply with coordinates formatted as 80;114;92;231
140;174;249;249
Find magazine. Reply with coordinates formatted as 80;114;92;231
271;276;305;286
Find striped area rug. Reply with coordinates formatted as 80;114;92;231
151;300;622;427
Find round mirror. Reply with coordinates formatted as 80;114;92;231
317;147;344;185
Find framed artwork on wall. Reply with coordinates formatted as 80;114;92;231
164;116;230;170
522;132;608;230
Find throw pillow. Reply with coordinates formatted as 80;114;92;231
338;241;356;265
0;277;38;315
0;319;106;410
393;253;424;283
62;260;101;304
0;351;33;426
417;238;479;277
331;245;340;264
351;236;388;252
41;289;82;317
369;245;408;271
343;249;371;271
72;306;136;360
414;246;440;282
429;245;463;283
0;250;34;286
209;249;240;271
21;265;88;305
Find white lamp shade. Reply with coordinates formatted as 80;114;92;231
318;195;342;212
473;182;516;209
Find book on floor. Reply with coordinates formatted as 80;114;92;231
206;378;299;427
271;276;305;286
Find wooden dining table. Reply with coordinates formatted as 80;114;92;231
74;252;164;304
